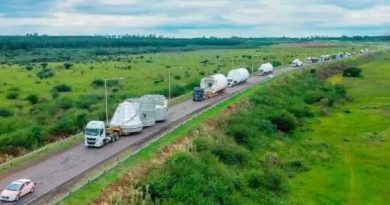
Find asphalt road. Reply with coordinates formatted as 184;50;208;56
0;65;298;205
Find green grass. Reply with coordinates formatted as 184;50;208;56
57;71;276;205
1;43;377;161
289;53;390;205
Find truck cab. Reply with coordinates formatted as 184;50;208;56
84;121;118;147
193;87;204;101
227;78;236;87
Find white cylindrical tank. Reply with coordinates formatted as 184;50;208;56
257;63;273;75
227;68;249;87
200;74;228;95
110;100;143;134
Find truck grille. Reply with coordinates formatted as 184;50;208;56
87;138;96;144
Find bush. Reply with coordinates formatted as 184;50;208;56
53;84;72;92
0;108;13;117
40;62;48;68
227;124;255;145
37;68;54;79
25;64;34;71
75;94;101;109
26;94;39;104
262;168;289;193
63;62;73;70
56;97;74;110
91;79;105;87
51;109;88;134
343;67;362;77
6;91;19;99
170;85;186;97
173;75;182;80
271;61;282;67
211;146;247;165
269;111;297;133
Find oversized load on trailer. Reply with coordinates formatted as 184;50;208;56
193;74;228;101
109;100;143;133
292;59;303;67
140;94;168;122
257;63;273;76
84;94;168;147
227;68;249;87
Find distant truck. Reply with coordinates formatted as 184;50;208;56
227;68;249;87
292;59;303;67
193;74;228;101
84;95;168;147
257;63;274;76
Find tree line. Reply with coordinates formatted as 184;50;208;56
0;35;388;50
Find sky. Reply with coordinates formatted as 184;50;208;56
0;0;389;37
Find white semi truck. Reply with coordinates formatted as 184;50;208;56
84;94;168;147
227;68;249;87
292;59;303;67
257;63;274;76
193;74;228;101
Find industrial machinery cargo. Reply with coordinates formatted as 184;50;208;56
227;68;249;87
84;94;168;147
193;74;228;101
292;59;303;67
257;63;273;76
140;94;168;122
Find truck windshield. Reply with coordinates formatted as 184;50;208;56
85;129;100;136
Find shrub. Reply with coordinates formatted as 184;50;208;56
40;62;48;68
0;108;13;117
53;84;72;92
269;111;297;133
75;94;101;109
211;146;247;165
271;61;282;67
227;124;255;145
63;62;73;70
170;85;186;97
334;84;347;97
6;90;19;99
37;68;54;79
26;94;39;104
343;67;362;77
173;75;182;80
91;79;105;87
25;64;34;71
56;97;74;110
262;168;289;193
51;109;88;134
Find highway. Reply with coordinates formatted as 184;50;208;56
0;65;298;205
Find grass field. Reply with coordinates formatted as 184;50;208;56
289;52;390;205
0;42;377;161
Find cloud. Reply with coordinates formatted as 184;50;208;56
0;0;388;36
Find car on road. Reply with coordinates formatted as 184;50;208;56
0;179;36;201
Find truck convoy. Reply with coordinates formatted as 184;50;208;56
84;94;168;147
193;74;228;101
227;68;249;87
257;63;274;76
292;59;303;67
